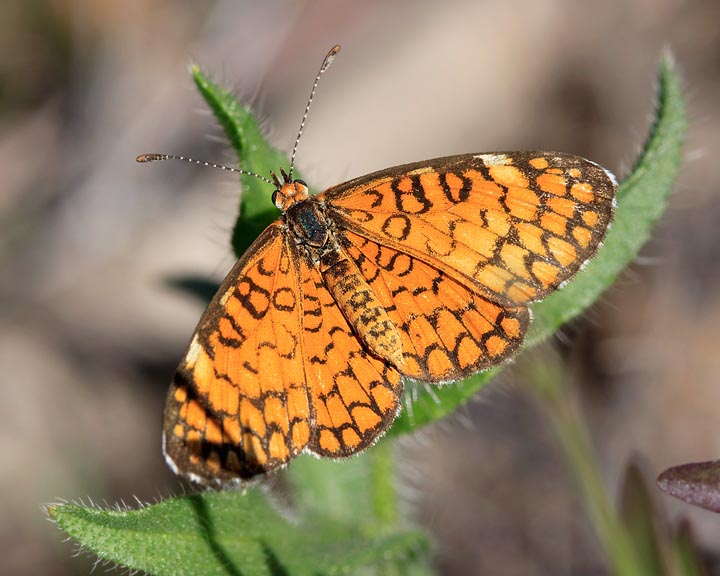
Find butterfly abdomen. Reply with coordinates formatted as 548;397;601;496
320;251;404;368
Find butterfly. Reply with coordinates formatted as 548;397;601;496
139;45;616;485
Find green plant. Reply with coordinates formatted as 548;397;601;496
528;352;705;576
46;53;686;575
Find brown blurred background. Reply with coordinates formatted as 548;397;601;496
1;1;719;574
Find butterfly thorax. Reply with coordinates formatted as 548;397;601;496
279;184;405;368
284;196;329;248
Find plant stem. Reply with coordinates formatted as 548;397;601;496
371;439;398;529
529;355;650;576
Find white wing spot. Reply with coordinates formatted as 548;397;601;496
475;153;511;166
185;334;202;366
220;286;234;306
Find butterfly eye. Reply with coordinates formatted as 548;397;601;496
295;179;308;188
271;190;279;206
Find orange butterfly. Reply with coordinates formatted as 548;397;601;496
139;45;616;485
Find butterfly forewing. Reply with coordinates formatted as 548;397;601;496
163;223;312;484
323;152;615;306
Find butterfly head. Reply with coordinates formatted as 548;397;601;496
271;168;309;212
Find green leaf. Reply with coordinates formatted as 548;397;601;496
674;521;708;576
287;443;399;530
48;491;429;576
618;463;709;576
165;275;221;305
387;53;686;436
620;463;667;576
286;453;378;526
528;53;686;342
191;66;310;257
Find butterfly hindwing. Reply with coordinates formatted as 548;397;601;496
293;242;403;458
338;230;530;382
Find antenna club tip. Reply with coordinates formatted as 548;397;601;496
321;45;341;71
136;153;163;163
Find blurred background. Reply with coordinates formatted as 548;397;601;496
1;0;719;574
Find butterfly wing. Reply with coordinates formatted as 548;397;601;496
337;229;529;382
164;221;404;483
164;151;616;482
322;151;615;306
163;222;312;484
292;241;403;457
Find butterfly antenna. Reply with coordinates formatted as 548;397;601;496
287;44;341;181
136;153;274;185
